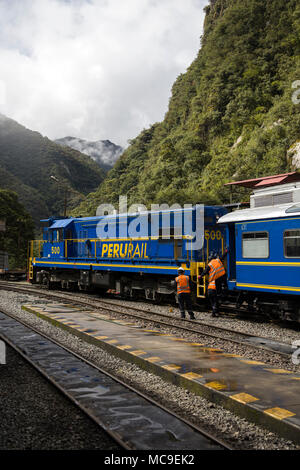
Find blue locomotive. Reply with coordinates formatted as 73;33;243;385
218;172;300;321
29;205;227;301
28;171;300;320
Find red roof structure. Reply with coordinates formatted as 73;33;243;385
224;172;300;189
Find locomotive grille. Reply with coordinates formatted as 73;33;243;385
254;191;293;208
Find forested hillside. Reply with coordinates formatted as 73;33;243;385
0;114;105;224
0;190;34;268
75;0;300;216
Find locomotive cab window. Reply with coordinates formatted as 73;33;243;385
50;229;63;242
242;231;269;258
284;230;300;258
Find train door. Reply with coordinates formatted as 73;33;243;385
228;224;236;280
79;230;88;257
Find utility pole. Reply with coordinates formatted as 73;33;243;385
50;176;68;218
0;219;6;251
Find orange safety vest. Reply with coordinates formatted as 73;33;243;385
208;280;216;290
208;258;226;282
175;275;191;294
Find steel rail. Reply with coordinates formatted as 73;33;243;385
0;281;293;358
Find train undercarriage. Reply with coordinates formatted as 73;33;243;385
34;267;176;302
233;290;300;322
33;267;300;322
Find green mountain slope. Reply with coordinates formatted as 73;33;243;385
0;114;105;223
75;0;300;216
0;189;34;268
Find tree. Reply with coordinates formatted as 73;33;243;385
0;190;34;268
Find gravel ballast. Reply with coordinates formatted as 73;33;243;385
0;344;120;450
0;289;299;450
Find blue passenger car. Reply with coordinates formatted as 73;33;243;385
29;206;227;300
218;180;300;321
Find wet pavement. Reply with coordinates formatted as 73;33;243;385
22;301;300;444
0;310;223;450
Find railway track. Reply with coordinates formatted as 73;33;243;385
0;281;294;358
0;308;230;451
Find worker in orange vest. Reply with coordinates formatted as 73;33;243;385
199;249;228;317
175;267;195;320
206;279;219;317
214;250;228;298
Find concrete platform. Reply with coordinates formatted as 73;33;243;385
22;301;300;445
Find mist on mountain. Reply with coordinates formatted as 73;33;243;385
55;136;123;171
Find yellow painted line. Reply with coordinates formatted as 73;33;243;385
237;261;300;267
190;343;204;346
292;377;300;380
240;360;265;365
131;350;147;356
33;260;180;271
181;372;203;380
264;407;296;420
264;369;293;374
170;338;186;342
95;335;109;340
162;364;181;371
117;345;132;350
237;283;300;293
146;357;162;363
205;381;227;391
222;354;243;358
143;329;160;333
230;393;259;404
105;339;119;344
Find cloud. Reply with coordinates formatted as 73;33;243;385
0;0;207;146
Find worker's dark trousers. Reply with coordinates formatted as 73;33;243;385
208;289;219;315
178;293;194;318
215;275;227;297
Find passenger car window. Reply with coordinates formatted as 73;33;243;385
284;230;300;258
242;232;269;258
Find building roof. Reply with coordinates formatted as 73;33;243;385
224;172;300;189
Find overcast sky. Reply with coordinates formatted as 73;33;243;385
0;0;207;147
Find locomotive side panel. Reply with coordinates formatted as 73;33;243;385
29;206;227;300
